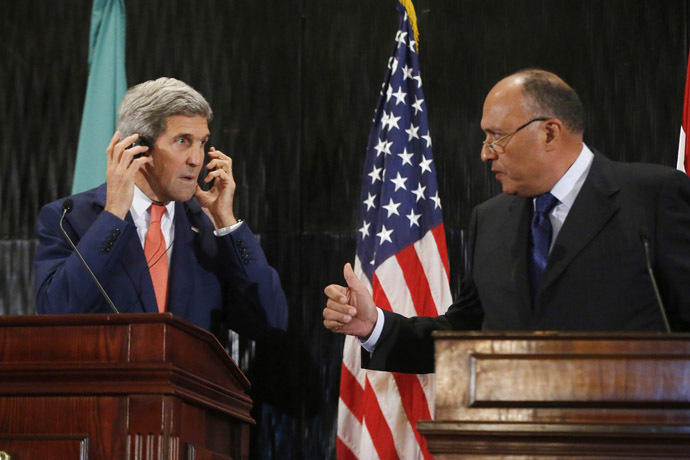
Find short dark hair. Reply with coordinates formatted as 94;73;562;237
517;69;585;134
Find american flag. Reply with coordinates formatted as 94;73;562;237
678;49;690;175
337;1;452;459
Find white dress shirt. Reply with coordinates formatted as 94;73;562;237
129;185;243;265
545;144;594;250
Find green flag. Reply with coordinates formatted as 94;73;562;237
72;0;127;194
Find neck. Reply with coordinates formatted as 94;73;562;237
135;174;169;205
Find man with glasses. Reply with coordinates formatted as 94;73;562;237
323;69;690;374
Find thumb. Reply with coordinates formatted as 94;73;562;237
343;263;365;292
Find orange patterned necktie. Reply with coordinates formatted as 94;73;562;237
145;204;169;313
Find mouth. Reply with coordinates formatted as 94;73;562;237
179;174;197;182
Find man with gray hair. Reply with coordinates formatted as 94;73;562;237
34;77;288;341
323;69;690;374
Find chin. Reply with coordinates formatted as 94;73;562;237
168;185;197;203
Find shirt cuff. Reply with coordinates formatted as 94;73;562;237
213;219;244;236
359;307;385;353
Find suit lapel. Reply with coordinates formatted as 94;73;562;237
537;154;620;301
166;201;200;317
507;197;534;321
123;211;158;312
94;184;158;312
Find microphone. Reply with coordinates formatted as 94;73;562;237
639;227;670;332
59;199;120;314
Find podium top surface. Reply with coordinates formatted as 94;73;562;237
432;330;690;340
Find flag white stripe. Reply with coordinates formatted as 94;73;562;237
338;398;363;457
376;256;418;317
414;230;453;314
368;371;424;459
342;334;366;388
678;126;687;173
359;416;381;460
417;373;436;419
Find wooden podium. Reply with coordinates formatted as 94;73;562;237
418;331;690;459
0;314;253;460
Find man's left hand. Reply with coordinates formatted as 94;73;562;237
195;147;238;229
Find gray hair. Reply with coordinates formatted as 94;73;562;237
116;77;213;143
516;69;585;135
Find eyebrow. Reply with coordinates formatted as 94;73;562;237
176;132;210;141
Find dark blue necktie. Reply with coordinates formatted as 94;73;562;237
529;192;559;298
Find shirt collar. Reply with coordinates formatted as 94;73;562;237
549;143;594;209
131;185;176;222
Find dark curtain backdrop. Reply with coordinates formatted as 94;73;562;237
1;0;688;458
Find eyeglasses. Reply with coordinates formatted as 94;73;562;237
482;117;549;154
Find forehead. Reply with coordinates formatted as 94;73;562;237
162;114;210;138
480;79;528;132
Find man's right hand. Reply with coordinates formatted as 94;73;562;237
104;131;151;219
323;263;378;338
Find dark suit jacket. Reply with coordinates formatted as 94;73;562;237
34;183;288;342
366;154;690;373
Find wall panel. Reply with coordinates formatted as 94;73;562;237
1;0;688;458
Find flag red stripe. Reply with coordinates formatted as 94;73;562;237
393;373;434;460
363;377;401;460
339;362;364;423
396;245;437;317
372;273;393;312
431;223;450;280
337;437;358;460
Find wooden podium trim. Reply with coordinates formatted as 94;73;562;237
468;353;690;408
417;421;690;457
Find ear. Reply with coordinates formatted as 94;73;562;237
543;118;564;151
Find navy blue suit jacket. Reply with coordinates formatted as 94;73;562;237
34;183;288;341
366;154;690;373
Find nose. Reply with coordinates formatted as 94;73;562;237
481;144;496;163
187;144;204;166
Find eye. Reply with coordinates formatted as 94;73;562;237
175;137;188;145
492;132;507;142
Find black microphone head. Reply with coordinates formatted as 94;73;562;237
62;199;74;214
638;226;649;242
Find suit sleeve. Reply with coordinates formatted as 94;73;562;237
34;203;137;314
363;208;484;374
654;170;690;330
215;223;289;339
